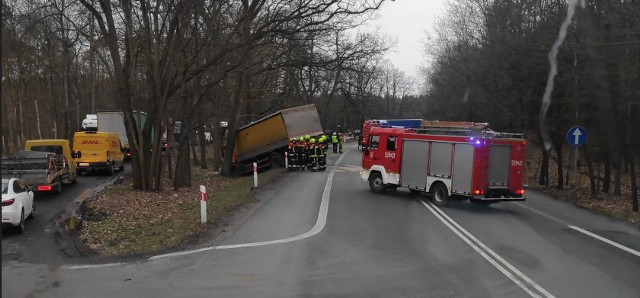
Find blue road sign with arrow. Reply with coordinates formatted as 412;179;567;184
567;126;588;147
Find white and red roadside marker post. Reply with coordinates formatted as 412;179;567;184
253;162;258;188
285;152;288;168
199;185;207;224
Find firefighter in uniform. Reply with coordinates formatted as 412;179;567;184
331;132;339;153
304;135;311;170
308;138;319;171
297;136;306;171
287;138;297;170
317;135;327;171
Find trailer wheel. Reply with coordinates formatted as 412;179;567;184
231;164;242;177
55;177;63;194
369;172;387;194
430;183;449;207
270;154;282;168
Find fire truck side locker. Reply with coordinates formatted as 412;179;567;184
400;140;428;191
451;143;474;195
401;140;476;197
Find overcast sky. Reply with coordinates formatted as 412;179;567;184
363;1;448;80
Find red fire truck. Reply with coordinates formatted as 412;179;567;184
360;124;526;206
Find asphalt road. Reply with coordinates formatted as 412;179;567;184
2;166;128;265
2;145;640;297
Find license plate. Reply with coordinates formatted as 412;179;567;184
79;163;89;166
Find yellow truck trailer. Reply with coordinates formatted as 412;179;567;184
231;104;323;175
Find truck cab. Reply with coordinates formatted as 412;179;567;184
361;127;405;190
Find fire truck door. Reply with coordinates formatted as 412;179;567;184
383;135;400;174
362;135;381;170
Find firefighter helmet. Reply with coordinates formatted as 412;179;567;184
310;138;316;144
305;135;310;140
299;137;305;141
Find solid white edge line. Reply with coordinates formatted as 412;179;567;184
515;201;640;258
427;201;555;298
63;262;126;270
419;200;541;298
147;146;353;261
568;226;640;257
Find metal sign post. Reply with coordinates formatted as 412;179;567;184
566;126;588;187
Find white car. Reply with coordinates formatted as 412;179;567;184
2;178;35;234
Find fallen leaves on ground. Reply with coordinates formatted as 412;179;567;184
524;142;639;224
79;162;285;256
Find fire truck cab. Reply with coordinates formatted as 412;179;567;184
361;125;526;206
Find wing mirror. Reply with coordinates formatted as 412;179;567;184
73;151;82;159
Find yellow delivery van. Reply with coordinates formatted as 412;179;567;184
73;131;125;175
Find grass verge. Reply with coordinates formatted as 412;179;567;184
79;166;286;256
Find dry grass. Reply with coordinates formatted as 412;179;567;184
79;147;286;256
524;141;640;224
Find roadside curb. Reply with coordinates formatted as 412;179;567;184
54;174;128;258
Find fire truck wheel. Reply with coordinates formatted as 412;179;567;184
430;183;449;206
369;172;387;194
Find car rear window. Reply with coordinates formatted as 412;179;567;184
30;145;63;155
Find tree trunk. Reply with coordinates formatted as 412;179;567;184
540;148;549;187
34;100;42;139
585;145;597;198
174;135;192;190
556;144;563;190
212;115;222;172
166;121;174;179
222;71;246;177
603;157;611;193
198;112;207;169
191;138;199;166
630;154;638;212
614;157;622;196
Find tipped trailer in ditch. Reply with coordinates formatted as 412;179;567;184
230;104;323;175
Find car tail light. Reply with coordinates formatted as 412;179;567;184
516;189;525;195
38;185;52;191
473;189;485;195
2;198;15;206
